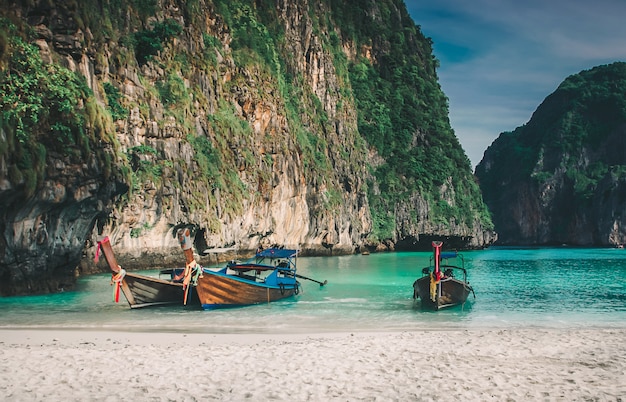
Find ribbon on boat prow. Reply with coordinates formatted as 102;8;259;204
94;236;125;303
177;227;201;305
110;268;126;303
429;240;443;302
94;236;109;264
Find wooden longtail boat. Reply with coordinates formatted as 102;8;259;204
195;248;306;309
412;241;474;310
95;230;201;309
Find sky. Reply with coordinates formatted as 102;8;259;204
404;0;626;169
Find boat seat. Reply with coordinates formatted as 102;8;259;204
237;272;257;281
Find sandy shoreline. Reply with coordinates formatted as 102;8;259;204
1;328;625;401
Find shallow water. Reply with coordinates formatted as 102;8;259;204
1;247;624;333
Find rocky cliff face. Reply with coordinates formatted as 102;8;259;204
0;0;495;296
476;63;626;246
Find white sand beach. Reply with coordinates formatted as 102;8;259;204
1;328;624;401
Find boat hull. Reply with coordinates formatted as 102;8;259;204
413;276;472;310
120;273;200;309
195;270;297;309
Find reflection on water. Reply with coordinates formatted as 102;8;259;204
0;247;624;333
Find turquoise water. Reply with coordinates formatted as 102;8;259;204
0;247;624;333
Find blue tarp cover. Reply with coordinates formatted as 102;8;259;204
440;252;458;259
256;248;298;259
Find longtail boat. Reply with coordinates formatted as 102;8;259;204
95;229;201;308
195;247;325;309
412;241;474;310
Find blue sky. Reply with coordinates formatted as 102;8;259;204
404;0;626;168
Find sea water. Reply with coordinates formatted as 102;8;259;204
0;247;624;333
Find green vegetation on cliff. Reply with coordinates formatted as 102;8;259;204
0;19;121;197
476;62;626;245
0;0;492;247
328;0;492;237
210;0;492;238
477;62;626;201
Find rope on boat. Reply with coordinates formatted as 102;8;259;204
110;267;126;303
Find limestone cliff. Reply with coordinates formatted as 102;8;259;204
476;62;626;246
0;0;494;296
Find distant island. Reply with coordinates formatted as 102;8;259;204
476;62;626;247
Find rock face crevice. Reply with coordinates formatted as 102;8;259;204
1;0;495;296
0;135;128;295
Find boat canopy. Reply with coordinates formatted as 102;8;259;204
440;252;458;259
256;248;298;259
